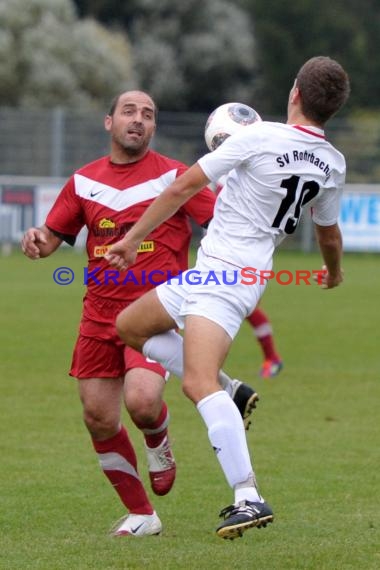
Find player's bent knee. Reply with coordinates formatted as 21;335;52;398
126;393;161;423
128;406;160;426
115;312;137;346
115;311;130;341
115;311;146;350
83;409;119;439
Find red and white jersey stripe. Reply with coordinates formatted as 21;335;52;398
46;150;216;302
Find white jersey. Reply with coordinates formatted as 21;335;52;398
198;121;346;270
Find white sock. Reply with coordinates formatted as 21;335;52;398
218;370;235;396
143;331;235;393
197;391;260;503
143;331;184;378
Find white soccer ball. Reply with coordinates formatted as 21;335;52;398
204;102;262;151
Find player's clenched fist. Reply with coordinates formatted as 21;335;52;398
21;228;47;259
105;237;139;271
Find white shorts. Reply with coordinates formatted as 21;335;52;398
156;248;267;339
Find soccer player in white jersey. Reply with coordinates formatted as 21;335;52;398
106;56;350;539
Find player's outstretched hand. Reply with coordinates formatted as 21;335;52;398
21;228;48;259
105;237;139;271
313;265;344;289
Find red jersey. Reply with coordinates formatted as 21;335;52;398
46;150;215;309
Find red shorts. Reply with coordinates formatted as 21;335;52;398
70;313;167;380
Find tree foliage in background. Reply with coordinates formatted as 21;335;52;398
240;0;380;115
73;0;380;116
3;0;380;115
0;0;135;108
72;0;138;30
74;0;258;112
131;0;257;111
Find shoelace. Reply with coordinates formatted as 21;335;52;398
219;501;257;519
219;504;236;519
152;441;175;469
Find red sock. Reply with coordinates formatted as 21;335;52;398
133;402;169;448
92;426;153;515
247;308;281;361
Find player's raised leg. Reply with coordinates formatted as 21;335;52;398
117;289;259;429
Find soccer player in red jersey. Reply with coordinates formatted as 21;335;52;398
21;91;258;537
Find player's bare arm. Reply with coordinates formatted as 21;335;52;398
21;224;62;259
106;163;210;270
314;223;343;289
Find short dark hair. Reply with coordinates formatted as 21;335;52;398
107;92;158;119
108;94;121;116
296;56;350;124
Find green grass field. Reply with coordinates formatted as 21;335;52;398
1;249;379;570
